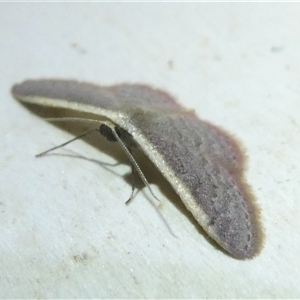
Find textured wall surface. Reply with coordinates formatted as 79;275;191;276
1;2;299;298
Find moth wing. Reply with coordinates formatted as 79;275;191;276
12;80;241;169
12;80;260;259
126;110;258;259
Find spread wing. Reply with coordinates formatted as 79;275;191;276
12;79;261;259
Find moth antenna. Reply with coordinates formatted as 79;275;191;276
36;117;109;157
37;117;161;204
36;128;98;157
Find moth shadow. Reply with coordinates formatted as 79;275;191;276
21;102;228;256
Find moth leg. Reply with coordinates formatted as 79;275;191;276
125;161;137;205
108;125;161;204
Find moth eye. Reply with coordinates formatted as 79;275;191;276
99;124;117;142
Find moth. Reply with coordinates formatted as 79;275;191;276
12;79;262;259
